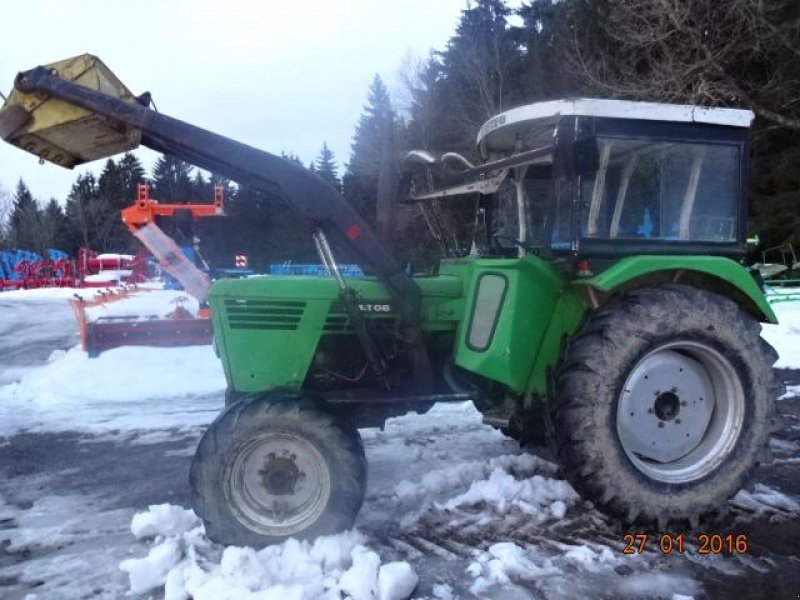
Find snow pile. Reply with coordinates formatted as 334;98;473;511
0;344;225;437
440;468;578;517
0;286;85;300
371;400;487;439
732;483;800;513
761;299;800;369
131;504;201;538
394;453;558;504
467;542;561;594
120;504;419;600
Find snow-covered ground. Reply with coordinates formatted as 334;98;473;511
762;297;800;369
1;287;799;599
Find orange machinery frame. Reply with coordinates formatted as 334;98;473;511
121;183;224;234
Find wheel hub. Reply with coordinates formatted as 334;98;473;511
225;433;330;536
618;349;715;464
259;456;301;496
654;391;680;421
616;341;745;483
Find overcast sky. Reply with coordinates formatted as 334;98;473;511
0;0;483;203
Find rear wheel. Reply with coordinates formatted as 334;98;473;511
549;285;782;528
190;393;367;546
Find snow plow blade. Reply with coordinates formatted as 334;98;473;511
0;54;141;168
83;317;213;358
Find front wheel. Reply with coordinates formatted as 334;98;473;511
549;285;782;528
190;393;367;547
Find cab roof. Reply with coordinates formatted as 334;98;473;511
477;98;754;157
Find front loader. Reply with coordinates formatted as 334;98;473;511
0;56;783;545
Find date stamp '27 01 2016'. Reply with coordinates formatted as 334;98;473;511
622;533;750;555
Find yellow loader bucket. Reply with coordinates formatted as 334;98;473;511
0;54;141;168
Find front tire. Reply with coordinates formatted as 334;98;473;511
549;285;782;528
190;393;367;547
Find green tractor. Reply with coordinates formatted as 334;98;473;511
1;57;782;547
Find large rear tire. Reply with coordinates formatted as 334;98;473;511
549;285;782;528
190;393;367;547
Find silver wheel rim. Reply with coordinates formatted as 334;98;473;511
616;341;745;484
224;432;331;536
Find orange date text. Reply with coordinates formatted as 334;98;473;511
622;533;749;555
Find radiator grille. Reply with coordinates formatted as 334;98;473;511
224;299;306;330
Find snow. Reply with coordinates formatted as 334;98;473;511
96;253;135;262
121;537;183;594
339;546;381;600
84;269;133;283
731;483;800;513
119;504;419;600
761;298;800;369
440;468;579;517
614;573;700;598
781;385;800;399
377;562;419;600
394;452;558;504
0;344;225;438
0;283;219;441
84;289;199;321
131;504;201;539
0;286;85;300
2;281;800;599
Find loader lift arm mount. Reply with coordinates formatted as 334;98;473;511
13;66;433;392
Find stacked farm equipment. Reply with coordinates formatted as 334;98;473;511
76;248;150;287
0;248;79;290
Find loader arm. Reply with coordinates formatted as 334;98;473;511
3;58;432;391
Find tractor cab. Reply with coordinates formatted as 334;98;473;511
405;98;753;263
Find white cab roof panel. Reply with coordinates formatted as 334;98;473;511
477;98;754;155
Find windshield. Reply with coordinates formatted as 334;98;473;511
580;138;740;243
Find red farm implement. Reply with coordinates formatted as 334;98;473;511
71;183;224;356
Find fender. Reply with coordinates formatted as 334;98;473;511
574;255;777;324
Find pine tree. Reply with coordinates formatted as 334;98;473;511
96;159;129;251
41;199;68;251
151;155;194;202
280;151;304;167
65;173;100;252
118;153;146;199
191;170;209;203
0;183;11;246
344;75;397;222
9;179;41;251
314;142;341;191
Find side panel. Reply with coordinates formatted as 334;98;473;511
454;256;564;393
208;274;467;393
523;288;587;401
208;277;341;391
